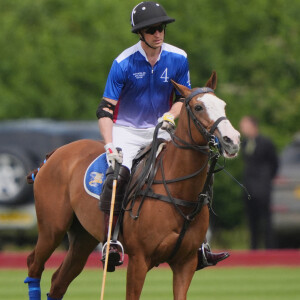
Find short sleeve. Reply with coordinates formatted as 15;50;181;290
174;57;191;96
103;60;125;101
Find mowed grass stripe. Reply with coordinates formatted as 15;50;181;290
1;267;299;300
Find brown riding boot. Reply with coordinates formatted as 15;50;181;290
196;243;229;270
99;165;130;272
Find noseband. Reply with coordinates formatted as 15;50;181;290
184;87;227;149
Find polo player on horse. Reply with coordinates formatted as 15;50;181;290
97;1;229;272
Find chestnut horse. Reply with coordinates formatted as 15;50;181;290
25;72;240;300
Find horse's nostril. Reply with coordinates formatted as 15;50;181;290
223;136;232;144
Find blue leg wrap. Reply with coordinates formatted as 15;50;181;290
24;277;41;300
47;293;62;300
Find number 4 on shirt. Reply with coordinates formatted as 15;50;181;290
160;68;169;82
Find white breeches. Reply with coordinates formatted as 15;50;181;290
112;124;171;170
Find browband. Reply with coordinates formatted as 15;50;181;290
185;87;215;103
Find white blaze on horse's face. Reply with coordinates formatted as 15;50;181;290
197;94;240;158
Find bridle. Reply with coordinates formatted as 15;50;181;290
169;87;228;154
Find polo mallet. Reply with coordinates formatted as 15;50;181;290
100;149;121;300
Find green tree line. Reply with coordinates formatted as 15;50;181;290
1;0;299;230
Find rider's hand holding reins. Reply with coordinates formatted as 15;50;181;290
158;112;175;131
105;143;123;169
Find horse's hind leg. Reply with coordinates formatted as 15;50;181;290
47;216;99;299
25;181;74;299
25;219;68;300
27;230;66;276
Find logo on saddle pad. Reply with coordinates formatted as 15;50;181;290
84;153;109;199
89;172;104;187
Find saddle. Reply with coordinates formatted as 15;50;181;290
83;139;166;202
132;138;166;165
115;138;166;211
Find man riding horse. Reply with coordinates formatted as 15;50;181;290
97;1;229;272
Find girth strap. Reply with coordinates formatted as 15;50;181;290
168;219;190;260
168;181;211;261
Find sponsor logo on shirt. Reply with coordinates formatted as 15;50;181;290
133;72;146;79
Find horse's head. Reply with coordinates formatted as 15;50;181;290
171;71;240;158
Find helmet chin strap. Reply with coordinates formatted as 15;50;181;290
139;30;166;50
139;33;157;49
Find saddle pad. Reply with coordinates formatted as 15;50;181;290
84;153;109;199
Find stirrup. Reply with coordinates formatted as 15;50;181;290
101;240;125;266
196;243;230;271
200;243;212;267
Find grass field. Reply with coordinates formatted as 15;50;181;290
1;267;300;300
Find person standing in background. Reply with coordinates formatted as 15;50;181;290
239;116;279;249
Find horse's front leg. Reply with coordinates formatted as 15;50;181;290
126;254;149;300
170;255;198;300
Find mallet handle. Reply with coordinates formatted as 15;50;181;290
100;155;121;300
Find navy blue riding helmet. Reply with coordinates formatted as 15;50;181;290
131;1;175;33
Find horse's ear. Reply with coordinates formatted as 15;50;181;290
205;71;217;90
171;79;191;98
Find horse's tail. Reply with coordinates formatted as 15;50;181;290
26;150;56;184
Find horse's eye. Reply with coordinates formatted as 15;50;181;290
195;105;203;112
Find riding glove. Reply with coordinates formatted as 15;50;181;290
158;112;175;131
104;143;123;169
